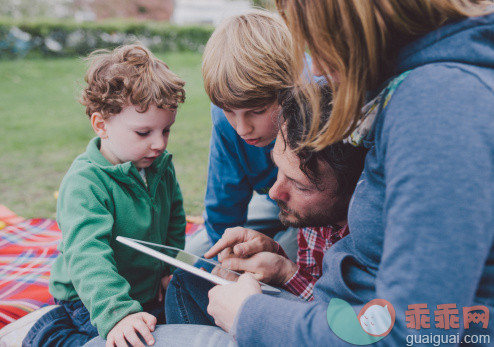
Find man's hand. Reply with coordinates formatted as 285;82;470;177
207;274;262;332
221;251;299;285
157;274;173;302
211;265;240;281
204;227;279;261
106;312;156;347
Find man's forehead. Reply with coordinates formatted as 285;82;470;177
272;135;311;183
272;135;299;165
272;133;335;190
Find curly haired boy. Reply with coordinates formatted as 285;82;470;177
23;44;186;347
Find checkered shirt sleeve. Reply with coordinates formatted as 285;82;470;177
281;225;349;301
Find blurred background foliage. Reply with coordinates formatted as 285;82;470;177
0;19;214;59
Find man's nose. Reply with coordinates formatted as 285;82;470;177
269;179;288;202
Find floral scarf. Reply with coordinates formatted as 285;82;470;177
345;71;412;147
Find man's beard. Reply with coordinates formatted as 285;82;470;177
275;198;349;228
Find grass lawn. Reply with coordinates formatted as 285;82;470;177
0;51;211;219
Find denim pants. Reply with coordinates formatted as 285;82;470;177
85;324;237;347
164;268;302;326
165;268;216;325
23;298;165;347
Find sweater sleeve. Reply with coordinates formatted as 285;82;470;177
234;65;494;345
56;173;142;338
203;105;252;244
164;161;186;251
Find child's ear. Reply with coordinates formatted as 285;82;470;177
91;112;108;139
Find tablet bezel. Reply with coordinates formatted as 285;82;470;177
116;236;280;295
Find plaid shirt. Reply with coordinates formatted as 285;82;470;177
277;224;349;301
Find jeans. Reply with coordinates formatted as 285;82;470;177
84;324;236;347
23;298;165;347
165;269;303;326
22;299;98;347
165;269;215;325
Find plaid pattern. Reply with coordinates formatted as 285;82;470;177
0;218;60;328
280;225;349;301
0;215;203;328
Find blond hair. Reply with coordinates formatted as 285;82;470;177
80;44;185;119
202;9;294;109
276;0;492;149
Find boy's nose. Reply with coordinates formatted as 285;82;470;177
151;135;166;151
236;116;253;137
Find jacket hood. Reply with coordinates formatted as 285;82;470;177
396;11;494;74
83;137;172;185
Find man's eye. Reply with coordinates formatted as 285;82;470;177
163;129;171;135
136;131;150;137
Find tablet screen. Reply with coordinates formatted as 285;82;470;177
135;239;241;282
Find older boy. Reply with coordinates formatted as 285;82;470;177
185;9;298;258
23;45;186;347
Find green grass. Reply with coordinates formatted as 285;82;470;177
0;52;211;218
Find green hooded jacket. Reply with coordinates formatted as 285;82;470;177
49;137;186;338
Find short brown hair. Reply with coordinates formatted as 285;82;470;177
80;44;185;119
279;85;367;195
202;9;294;110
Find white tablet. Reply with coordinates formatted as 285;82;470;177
117;236;280;295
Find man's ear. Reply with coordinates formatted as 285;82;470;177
91;112;108;138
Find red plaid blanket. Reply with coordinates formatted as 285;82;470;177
0;219;59;328
0;212;203;328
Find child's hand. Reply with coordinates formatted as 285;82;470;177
157;274;173;302
106;312;156;347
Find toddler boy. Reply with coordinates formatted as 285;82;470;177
23;44;186;347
